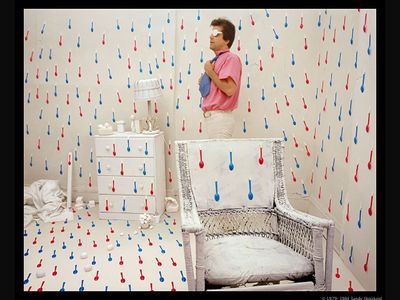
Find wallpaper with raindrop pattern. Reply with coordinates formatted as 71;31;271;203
24;9;376;290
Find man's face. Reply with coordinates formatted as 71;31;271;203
209;25;229;51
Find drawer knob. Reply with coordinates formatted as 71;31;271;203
109;202;113;208
106;164;111;170
105;145;111;151
138;166;143;171
139;184;144;190
108;184;112;189
138;146;143;151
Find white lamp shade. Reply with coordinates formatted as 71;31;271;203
133;78;162;101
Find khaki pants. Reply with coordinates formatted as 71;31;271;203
203;110;235;139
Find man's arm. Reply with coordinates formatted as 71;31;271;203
208;72;237;97
204;60;237;97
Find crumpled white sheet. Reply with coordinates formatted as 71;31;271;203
24;180;68;227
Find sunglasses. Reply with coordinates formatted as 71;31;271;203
211;29;223;37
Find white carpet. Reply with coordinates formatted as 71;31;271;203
23;204;188;291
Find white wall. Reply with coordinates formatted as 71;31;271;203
24;8;376;290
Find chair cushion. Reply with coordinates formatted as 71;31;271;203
204;235;314;286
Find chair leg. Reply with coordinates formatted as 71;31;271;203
182;231;196;291
195;230;205;291
324;224;335;291
312;226;326;290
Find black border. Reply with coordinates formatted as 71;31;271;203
14;0;387;299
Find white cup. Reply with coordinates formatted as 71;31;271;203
134;120;141;133
116;121;125;133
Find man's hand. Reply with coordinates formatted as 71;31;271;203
204;60;215;76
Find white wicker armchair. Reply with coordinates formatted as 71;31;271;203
175;138;335;291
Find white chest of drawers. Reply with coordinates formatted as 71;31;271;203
94;132;166;222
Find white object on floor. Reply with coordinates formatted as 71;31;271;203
75;201;83;206
165;197;179;213
139;213;152;228
80;252;88;259
75;196;83;205
24;180;69;227
36;270;46;278
24;154;74;227
88;200;95;207
151;214;161;223
107;244;114;251
84;265;93;272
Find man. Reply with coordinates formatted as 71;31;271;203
199;18;242;139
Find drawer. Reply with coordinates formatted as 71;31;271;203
96;157;155;177
99;195;156;213
97;176;155;195
95;137;154;157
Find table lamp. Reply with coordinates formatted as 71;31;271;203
133;78;162;134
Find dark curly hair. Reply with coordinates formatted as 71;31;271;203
210;18;235;48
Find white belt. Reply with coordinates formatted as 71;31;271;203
203;110;232;118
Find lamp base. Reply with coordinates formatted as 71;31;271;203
141;129;160;135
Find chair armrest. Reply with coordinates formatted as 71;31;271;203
276;205;334;229
275;207;334;257
175;140;204;233
276;208;335;291
276;210;315;260
272;139;334;230
180;197;204;233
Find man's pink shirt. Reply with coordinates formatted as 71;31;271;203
202;49;242;112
